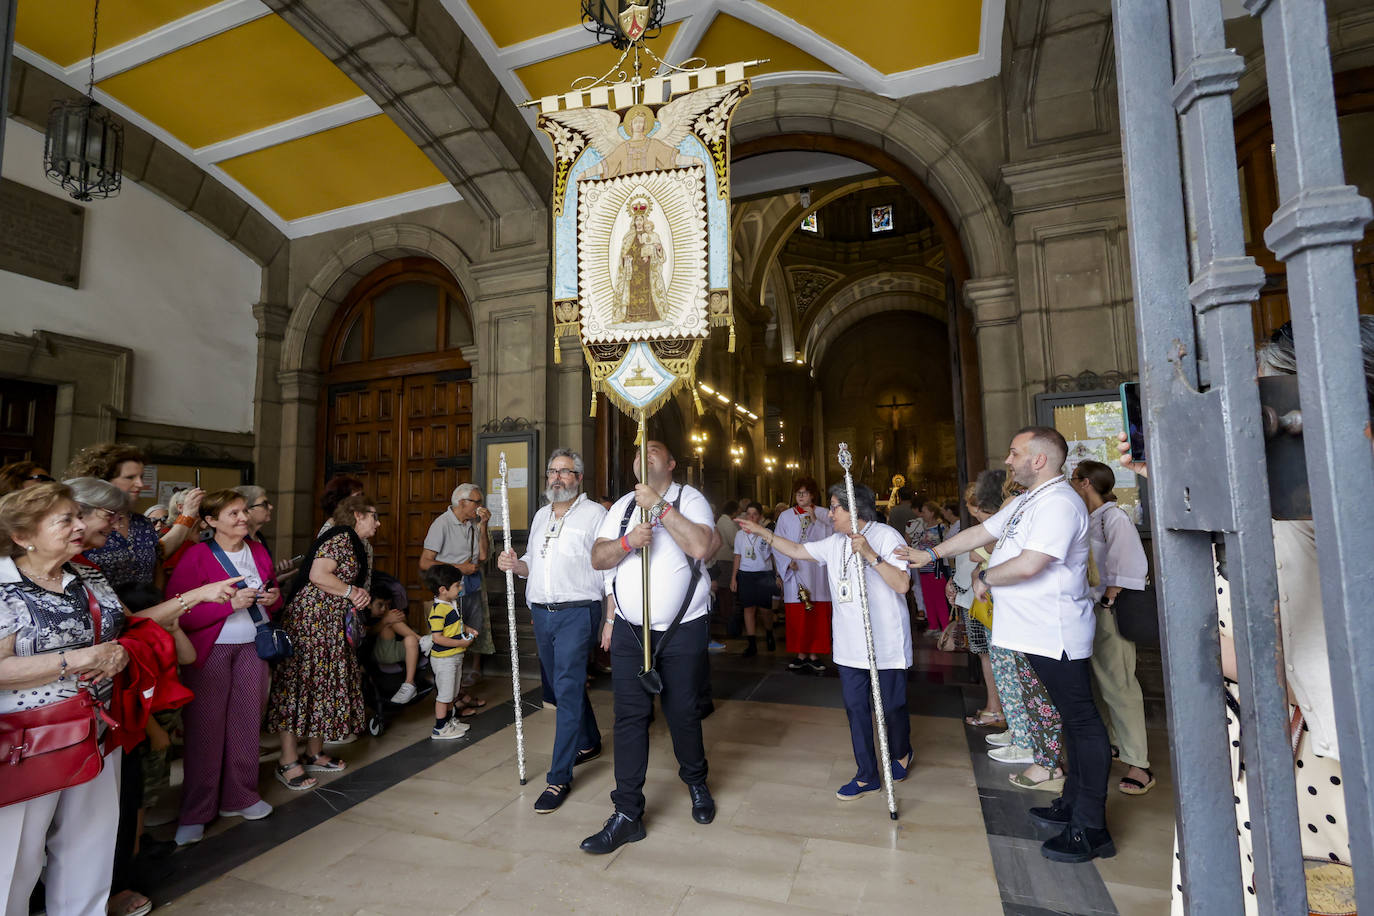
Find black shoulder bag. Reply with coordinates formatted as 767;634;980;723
612;487;703;695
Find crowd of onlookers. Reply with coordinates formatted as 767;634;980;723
0;447;499;916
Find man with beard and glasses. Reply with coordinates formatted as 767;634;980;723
497;449;608;813
580;441;720;854
903;426;1108;863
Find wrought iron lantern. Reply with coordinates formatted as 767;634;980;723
580;0;665;49
44;0;122;201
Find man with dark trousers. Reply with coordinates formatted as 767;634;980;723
903;426;1110;863
581;440;720;854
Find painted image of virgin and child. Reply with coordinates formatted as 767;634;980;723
613;194;668;324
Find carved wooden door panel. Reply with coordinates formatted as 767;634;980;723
324;378;402;578
0;378;56;467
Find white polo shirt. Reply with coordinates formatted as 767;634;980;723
519;494;608;606
733;529;774;573
597;482;714;630
774;507;832;602
982;478;1095;660
804;522;911;670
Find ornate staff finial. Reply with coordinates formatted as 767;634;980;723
837;442;853;470
499;452;508;477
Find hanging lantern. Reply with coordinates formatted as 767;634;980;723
44;99;123;201
43;0;123;201
580;0;665;49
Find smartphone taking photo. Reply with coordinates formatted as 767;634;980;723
1119;382;1145;462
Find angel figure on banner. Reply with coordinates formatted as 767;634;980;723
578;103;703;180
615;193;668;323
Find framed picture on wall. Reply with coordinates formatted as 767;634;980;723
1033;387;1150;532
474;425;541;540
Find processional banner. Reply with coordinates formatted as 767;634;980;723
535;62;752;429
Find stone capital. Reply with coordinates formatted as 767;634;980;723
998;148;1125;214
252;301;292;340
963;276;1018;326
277;368;322;403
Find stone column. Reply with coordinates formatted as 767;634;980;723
251;301;290;499
275;368;321;559
964;276;1021;461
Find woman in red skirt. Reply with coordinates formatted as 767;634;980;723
774;478;833;674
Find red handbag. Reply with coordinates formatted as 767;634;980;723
0;586;113;808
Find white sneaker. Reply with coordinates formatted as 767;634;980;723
431;720;469;740
985;729;1013;747
220;799;273;820
390;682;418;704
988;744;1034;764
174;823;204;846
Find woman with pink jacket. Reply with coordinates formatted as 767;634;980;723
166;489;284;846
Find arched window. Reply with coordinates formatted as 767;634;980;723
325;259;473;374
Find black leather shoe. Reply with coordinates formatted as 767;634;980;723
574;745;602;766
688;783;716;824
1028;797;1072;830
580;812;646;854
534;783;569;813
1040;824;1116;863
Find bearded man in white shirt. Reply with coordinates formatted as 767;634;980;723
902;426;1111;864
497;448;608;815
580;441;720;855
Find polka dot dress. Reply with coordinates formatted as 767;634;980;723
1170;578;1349;914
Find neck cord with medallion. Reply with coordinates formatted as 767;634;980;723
540;493;586;559
998;475;1066;549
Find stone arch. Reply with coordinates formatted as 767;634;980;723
807;271;950;369
281;223;480;376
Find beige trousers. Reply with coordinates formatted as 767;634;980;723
1090;606;1150;769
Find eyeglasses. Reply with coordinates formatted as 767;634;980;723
80;507;118;521
248;501;273;510
546;468;580;478
25;474;54;483
460;498;483;506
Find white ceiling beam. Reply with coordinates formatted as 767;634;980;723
194;95;379;163
75;0;272;84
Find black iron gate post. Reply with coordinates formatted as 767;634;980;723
1245;2;1374;914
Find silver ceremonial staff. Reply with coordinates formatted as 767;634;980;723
838;442;898;820
499;453;527;785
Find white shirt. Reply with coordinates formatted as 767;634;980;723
518;494;608;605
597;483;714;630
774;506;832;602
714;514;738;564
1087;503;1148;602
216;543;263;645
733;529;774;573
804;523;911;670
982;478;1095;660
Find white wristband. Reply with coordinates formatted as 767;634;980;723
345;585;353;601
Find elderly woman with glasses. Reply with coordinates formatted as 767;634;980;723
266;494;376;789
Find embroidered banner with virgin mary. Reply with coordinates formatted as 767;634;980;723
535;63;752;424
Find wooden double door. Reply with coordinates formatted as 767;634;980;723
323;369;473;608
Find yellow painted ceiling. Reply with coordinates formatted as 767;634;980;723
15;0;221;68
516;20;683;101
468;0;584;47
692;14;835;79
217;115;448;221
763;0;981;72
97;15;363;149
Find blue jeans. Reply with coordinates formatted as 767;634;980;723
530;601;601;786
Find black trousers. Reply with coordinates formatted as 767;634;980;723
610;615;710;821
1027;651;1111;830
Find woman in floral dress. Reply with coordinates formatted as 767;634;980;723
266;494;375;789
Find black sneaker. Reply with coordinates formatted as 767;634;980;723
1040;824;1116;863
742;641;757;658
787;657;807;671
580;812;646;854
534;783;570;814
807;659;827;675
1029;798;1072;830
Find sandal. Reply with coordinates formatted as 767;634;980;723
457;705;480;718
1119;768;1156;796
275;761;317;791
1009;770;1065;791
107;889;153;916
459;695;487;708
964;709;1006;728
301;753;347;773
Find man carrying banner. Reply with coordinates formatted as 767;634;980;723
496;448;607;814
581;440;720;854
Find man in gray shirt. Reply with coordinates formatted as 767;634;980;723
421;483;492;687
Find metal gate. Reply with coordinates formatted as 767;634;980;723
1110;0;1374;912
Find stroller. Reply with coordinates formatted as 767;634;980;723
358;572;434;737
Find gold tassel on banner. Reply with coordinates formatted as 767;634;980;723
728;323;736;353
634;414;646;446
589;388;597;418
694;389;705;415
553;335;561;364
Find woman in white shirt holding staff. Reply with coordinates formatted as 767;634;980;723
739;482;914;801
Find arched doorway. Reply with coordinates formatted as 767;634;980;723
319;257;475;606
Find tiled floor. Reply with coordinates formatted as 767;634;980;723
147;638;1176;915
